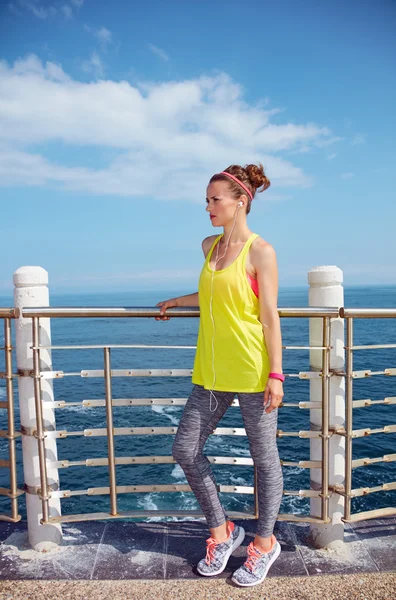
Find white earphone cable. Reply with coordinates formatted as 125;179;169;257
208;203;241;412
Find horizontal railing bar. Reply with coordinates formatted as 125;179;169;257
21;306;341;319
351;344;396;350
42;369;194;379
0;514;22;522
277;514;330;523
43;427;323;439
353;397;396;408
351;369;396;378
352;454;396;468
42;511;329;525
0;402;8;409
23;307;200;318
44;397;233;409
51;485;321;499
334;425;396;438
33;344;198;350
350;481;396;497
41;397;321;410
283;346;331;350
287;372;322;379
342;507;396;522
42;510;253;525
0;487;25;498
5;306;396;320
351;425;396;438
21;369;334;381
52;456;254;468
33;343;332;351
0;309;17;318
43;369;317;380
48;456;319;469
0;430;22;439
341;308;396;318
51;484;251;497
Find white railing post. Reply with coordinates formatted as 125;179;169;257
13;267;62;551
308;266;345;548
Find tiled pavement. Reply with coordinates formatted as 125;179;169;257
0;517;395;581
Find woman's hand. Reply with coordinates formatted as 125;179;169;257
264;378;284;413
155;298;179;321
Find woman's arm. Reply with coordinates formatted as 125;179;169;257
251;239;284;412
156;292;199;320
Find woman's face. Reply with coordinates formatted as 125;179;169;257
205;181;240;227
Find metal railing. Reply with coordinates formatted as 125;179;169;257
0;306;395;527
0;308;22;522
339;308;396;523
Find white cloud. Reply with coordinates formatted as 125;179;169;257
327;153;337;160
0;55;338;201
95;26;112;46
61;4;73;19
340;172;355;179
351;134;366;146
15;1;83;19
81;52;104;78
21;1;57;19
84;25;113;49
148;44;170;62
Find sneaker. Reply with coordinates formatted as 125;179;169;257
231;535;281;587
196;521;245;577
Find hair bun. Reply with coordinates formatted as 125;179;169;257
245;163;270;192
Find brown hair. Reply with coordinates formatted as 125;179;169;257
209;163;270;214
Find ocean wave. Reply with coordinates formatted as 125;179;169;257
151;405;179;426
57;404;90;413
229;475;249;486
170;464;186;481
281;494;309;516
137;493;159;511
222;445;251;457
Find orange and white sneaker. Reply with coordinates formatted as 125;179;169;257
231;535;281;587
196;521;245;577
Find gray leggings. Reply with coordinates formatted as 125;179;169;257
172;384;283;537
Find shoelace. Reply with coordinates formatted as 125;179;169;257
205;537;219;565
245;542;263;571
204;523;234;565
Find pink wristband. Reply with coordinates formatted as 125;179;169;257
269;372;285;383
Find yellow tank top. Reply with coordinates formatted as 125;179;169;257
192;233;271;393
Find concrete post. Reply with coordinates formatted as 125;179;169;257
13;267;62;551
308;266;345;548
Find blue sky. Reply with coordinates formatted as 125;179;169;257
0;0;395;294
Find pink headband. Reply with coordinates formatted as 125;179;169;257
219;171;253;200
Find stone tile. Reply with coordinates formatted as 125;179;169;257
289;521;379;576
0;520;106;580
165;521;210;579
349;516;396;572
91;521;167;580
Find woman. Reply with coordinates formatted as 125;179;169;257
156;163;284;588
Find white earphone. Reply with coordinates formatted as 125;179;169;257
238;201;243;207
